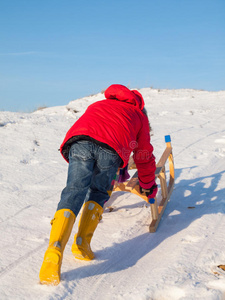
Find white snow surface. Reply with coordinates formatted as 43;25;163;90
1;88;225;300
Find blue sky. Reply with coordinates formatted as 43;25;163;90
0;0;224;112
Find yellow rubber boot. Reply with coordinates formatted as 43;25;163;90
71;201;103;261
39;209;75;285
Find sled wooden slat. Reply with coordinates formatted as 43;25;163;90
149;135;175;232
149;180;174;232
127;157;136;170
112;135;175;233
150;199;159;221
156;147;172;169
125;171;138;190
158;166;168;199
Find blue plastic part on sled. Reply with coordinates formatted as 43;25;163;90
149;198;155;204
165;135;171;143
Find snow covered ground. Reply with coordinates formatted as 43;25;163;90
0;88;225;300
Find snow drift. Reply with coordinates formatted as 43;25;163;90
0;88;225;299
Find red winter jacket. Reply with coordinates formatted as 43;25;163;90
60;84;156;186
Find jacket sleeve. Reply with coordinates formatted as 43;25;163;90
133;115;156;187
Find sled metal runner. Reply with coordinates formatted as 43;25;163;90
113;135;175;233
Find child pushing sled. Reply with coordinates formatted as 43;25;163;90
39;84;157;285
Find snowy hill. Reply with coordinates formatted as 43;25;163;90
1;88;225;299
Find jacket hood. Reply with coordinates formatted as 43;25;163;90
104;84;145;110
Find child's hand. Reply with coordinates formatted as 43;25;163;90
139;180;158;199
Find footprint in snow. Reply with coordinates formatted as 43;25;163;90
215;137;225;157
181;234;205;244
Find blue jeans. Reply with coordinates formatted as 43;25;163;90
57;140;122;216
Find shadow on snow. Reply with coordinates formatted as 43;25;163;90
63;166;225;281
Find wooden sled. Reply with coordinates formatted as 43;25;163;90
111;135;175;233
